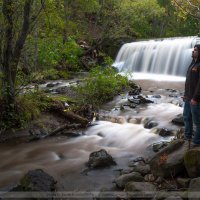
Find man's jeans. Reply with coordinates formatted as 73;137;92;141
183;100;200;145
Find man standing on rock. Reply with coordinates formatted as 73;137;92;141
183;44;200;148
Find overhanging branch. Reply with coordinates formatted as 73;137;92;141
173;0;200;20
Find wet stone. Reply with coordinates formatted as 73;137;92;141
157;128;174;137
87;149;116;168
12;169;56;192
172;114;184;126
169;94;179;98
152;141;169;152
166;89;177;93
46;83;58;88
152;94;161;98
144;121;158;129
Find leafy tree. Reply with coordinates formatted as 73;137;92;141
0;0;43;128
171;0;200;34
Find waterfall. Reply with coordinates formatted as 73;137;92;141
113;36;200;76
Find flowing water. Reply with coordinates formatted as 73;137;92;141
113;36;200;76
0;36;194;192
0;78;184;192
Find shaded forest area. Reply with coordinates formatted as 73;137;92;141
0;0;199;131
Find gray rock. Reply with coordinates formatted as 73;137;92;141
184;148;200;178
132;164;151;176
188;177;200;200
18;169;56;191
144;121;158;129
166;89;177;93
87;149;116;168
176;177;190;188
125;182;156;199
169;94;179;98
115;172;144;189
172;114;184;126
46;83;56;88
128;84;141;95
152;141;169;152
152;94;161;98
128;95;153;105
149;139;186;178
157;128;175;137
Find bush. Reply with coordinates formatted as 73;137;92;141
31;68;70;83
75;66;129;107
0;90;51;131
15;91;51;127
38;37;82;71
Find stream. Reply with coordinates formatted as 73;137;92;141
0;73;185;193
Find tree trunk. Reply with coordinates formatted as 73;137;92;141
33;25;38;71
63;0;68;44
2;0;15;107
1;0;34;127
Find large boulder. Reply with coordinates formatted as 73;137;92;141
19;169;56;191
184;148;200;178
149;139;187;178
131;164;151;176
188;177;200;200
114;172;144;189
125;182;157;199
87;149;116;168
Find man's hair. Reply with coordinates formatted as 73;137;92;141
194;44;200;61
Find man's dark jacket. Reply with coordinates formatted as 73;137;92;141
184;60;200;101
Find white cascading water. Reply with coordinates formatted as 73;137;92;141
113;36;200;76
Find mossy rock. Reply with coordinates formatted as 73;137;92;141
19;169;56;191
184;148;200;178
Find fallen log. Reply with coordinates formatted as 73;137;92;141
61;110;89;127
48;101;89;127
49;124;82;136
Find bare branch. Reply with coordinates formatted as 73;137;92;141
28;0;45;33
186;0;200;11
30;0;44;24
173;0;200;20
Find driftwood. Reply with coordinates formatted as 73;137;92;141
61;110;89;126
49;101;89;127
49;123;81;136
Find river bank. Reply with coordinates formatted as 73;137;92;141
1;76;195;200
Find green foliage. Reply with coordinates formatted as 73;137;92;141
31;68;70;83
0;90;51;130
75;66;129;106
158;0;199;37
38;37;82;70
19;91;52;121
47;94;76;104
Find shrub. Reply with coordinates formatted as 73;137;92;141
0;90;51;131
15;91;51;126
75;66;129;107
38;37;82;71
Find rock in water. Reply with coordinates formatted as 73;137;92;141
87;149;116;168
19;169;56;191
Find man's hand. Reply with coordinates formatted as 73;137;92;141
191;99;198;105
